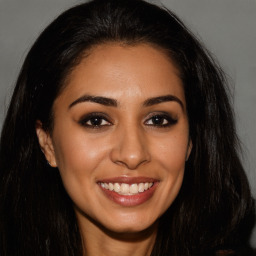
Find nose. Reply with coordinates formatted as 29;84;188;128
110;125;150;170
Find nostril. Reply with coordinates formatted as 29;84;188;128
112;157;150;170
109;130;150;169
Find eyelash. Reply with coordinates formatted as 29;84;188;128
79;112;177;129
79;113;112;128
144;114;177;127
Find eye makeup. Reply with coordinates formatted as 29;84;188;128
78;112;113;129
78;110;178;131
144;111;178;128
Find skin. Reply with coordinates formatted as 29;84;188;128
36;43;192;256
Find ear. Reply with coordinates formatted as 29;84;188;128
35;121;57;167
186;139;193;161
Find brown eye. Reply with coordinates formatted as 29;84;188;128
150;115;168;125
79;113;112;128
86;117;108;126
145;114;177;127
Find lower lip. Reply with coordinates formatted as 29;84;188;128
98;183;158;207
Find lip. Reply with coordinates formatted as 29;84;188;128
97;176;159;207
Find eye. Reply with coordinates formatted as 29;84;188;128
79;113;112;128
145;114;177;127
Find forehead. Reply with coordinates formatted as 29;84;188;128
56;43;185;107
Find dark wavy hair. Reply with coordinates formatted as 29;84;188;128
0;0;255;255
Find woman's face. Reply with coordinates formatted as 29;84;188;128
37;43;192;234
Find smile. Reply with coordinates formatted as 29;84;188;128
98;177;159;207
100;182;154;195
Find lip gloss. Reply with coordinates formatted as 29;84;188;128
98;177;159;207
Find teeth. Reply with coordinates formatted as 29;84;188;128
121;183;129;194
100;182;154;195
130;184;138;194
108;183;114;191
138;183;144;192
113;183;120;192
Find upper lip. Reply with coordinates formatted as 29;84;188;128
97;176;159;184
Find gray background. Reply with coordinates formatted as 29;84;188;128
0;0;255;246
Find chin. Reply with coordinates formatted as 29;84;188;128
98;213;159;235
101;221;159;239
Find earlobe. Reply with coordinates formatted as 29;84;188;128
186;139;193;161
35;121;57;167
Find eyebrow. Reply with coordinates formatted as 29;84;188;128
69;94;184;110
69;95;118;108
143;95;184;110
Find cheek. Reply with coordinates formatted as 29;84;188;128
154;130;189;171
51;133;111;213
52;130;109;188
152;130;189;202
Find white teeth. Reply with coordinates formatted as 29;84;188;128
130;184;138;194
138;183;144;192
100;182;154;195
108;183;114;191
121;183;130;194
113;183;120;192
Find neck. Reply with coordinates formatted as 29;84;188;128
77;214;158;256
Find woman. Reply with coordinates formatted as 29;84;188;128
0;0;255;255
